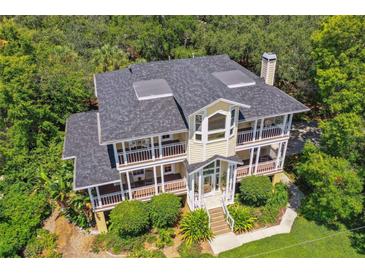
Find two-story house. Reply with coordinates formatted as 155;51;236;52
63;53;309;233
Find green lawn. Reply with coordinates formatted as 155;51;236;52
219;216;365;258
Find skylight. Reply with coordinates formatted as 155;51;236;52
212;70;255;88
133;79;173;101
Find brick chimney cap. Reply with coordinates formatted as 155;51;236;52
262;52;277;61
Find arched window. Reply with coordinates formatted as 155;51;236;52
207;112;227;141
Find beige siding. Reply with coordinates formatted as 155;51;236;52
188;140;204;164
207;100;231;116
227;135;237;157
205;140;227;159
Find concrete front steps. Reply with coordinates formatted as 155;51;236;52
209;207;230;235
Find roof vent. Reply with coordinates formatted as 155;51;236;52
133;79;173;101
212;70;255;88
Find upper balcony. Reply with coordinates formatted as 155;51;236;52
116;133;188;167
236;114;292;147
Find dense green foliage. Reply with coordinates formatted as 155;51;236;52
109;200;150;237
177;240;214;258
228;204;256;233
180;209;213;245
296;142;363;226
239;176;273;206
24;229;61;258
149;193;181;228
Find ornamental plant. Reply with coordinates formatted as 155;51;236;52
179;209;213;245
149;193;181;228
239;176;273;207
109;200;150;237
228;204;256;233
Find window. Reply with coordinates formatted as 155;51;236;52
207;112;227;142
194;113;203;141
229;107;236;137
133;169;144;176
162;134;171;141
164;164;172;174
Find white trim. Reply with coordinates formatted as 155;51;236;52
113;144;119;165
96;186;102;206
281;114;288;136
227;82;255;88
188;156;242;175
151;137;155;159
117;155;187;172
248;147;255;175
235;135;289;151
259;118;264;140
280;141;288;169
93;74;98;97
198;170;202;208
136;93;174;101
119;180;125;201
189;98;251;118
275;142;283;169
161;164;165;192
126;171;132;199
254;146;261;174
153;166;158;194
122;141;127;164
237;109;308;125
99;129;188;146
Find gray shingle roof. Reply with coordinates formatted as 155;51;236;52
187;154;243;174
63;111;120;189
95;55;308;144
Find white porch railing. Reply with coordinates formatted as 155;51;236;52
92;178;187;209
118;141;186;165
237;125;284;145
236;159;279;179
221;192;234;231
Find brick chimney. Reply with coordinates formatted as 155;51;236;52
260;52;277;86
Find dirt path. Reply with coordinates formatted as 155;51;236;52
43;207;124;258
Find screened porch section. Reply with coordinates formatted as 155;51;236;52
89;163;187;211
115;133;187;166
235;141;287;179
236;114;292;145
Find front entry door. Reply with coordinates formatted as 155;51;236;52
203;174;214;195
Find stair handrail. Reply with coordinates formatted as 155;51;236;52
221;191;235;231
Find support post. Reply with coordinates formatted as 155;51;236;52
94;211;108;233
122;142;127;164
281;114;288;136
275;142;283;169
161;164;165;192
248;147;255;175
96;186;102;207
151;137;155;159
280;141;288;169
153;166;158;194
126;171;132;199
286;114;293;134
252;119;258;141
88;188;94;209
254;146;261;174
113;144;119;165
259;119;264;140
119;179;125;201
158;135;162;158
232;164;237;202
226;164;231;201
198;170;202;208
191;175;195;208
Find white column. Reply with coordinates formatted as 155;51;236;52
88;188;94;209
259;119;264;140
252;120;258;141
202;116;208;143
113;144;119;165
232;164;237;202
96;186;102;207
126;171;132;199
158;135;162;158
161;164;165;192
191;174;195;208
122;142;127;164
198;170;202;207
226;164;231;201
254;146;261;174
153;166;158;194
281;114;288;136
275;142;283;169
248;147;255;175
280;141;288;169
286;114;293;134
151;137;155;159
119;180;125;201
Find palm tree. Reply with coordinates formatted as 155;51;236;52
91;44;130;73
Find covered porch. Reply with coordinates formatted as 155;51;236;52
89;162;187;211
235;140;288;179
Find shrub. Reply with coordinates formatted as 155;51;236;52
91;232;145;254
180;209;213;245
239;176;273;206
155;228;175;249
149;193;181;228
228;204;256;233
177;241;213;258
270;183;289;208
129;248;166;258
24;229;61;258
109;200;150;237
